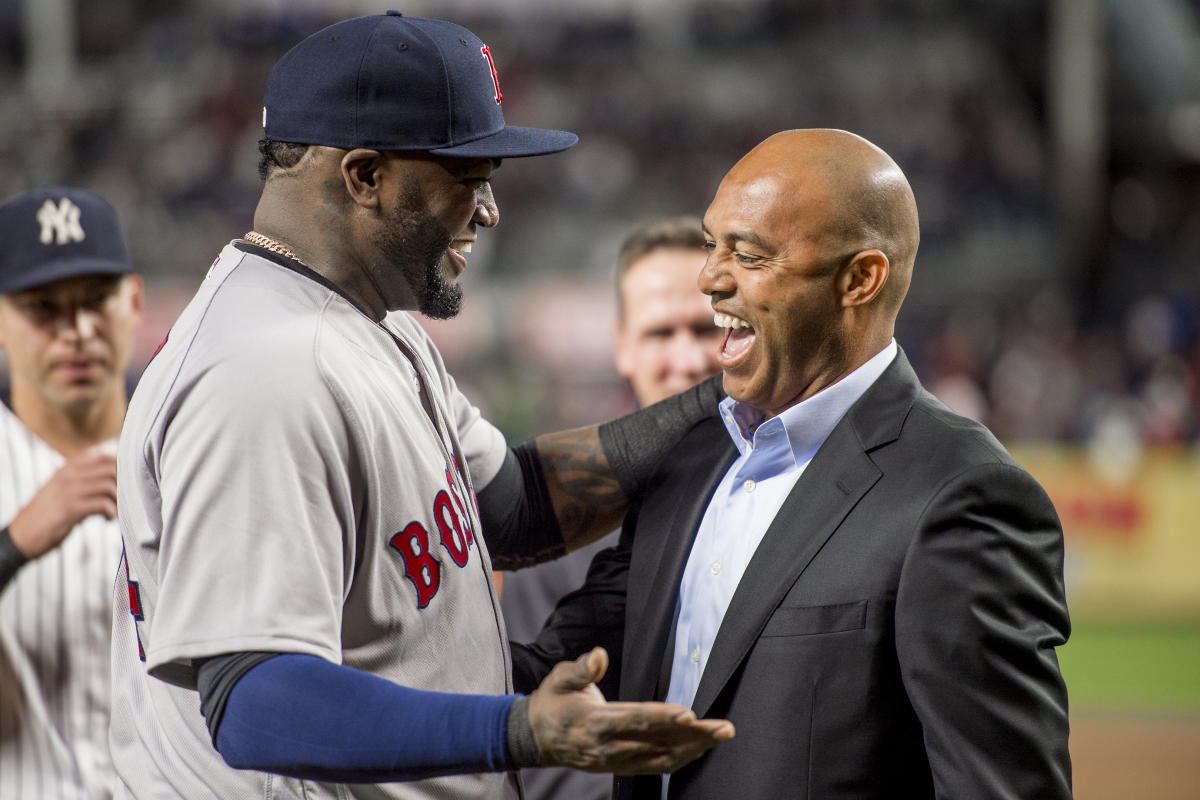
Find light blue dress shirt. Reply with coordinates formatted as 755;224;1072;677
663;340;899;713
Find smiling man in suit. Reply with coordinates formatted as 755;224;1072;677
512;128;1073;799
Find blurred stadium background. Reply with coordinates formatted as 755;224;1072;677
1;1;1197;796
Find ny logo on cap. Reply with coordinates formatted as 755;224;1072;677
36;198;86;246
480;45;502;104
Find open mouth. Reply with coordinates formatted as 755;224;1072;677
446;240;472;275
714;312;755;365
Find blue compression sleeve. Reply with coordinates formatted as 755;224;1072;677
216;653;518;782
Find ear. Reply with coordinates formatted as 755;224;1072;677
340;149;388;209
125;274;145;323
837;249;889;308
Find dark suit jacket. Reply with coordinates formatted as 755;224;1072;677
512;351;1072;799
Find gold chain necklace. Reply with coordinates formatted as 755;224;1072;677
242;231;307;267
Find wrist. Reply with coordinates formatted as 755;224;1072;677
504;695;541;768
0;526;30;589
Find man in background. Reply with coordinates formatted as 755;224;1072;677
0;186;144;799
501;216;721;800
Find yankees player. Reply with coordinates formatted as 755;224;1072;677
111;13;731;800
501;216;721;800
0;187;143;799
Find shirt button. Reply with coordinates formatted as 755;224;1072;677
743;478;756;493
710;561;722;575
690;647;701;663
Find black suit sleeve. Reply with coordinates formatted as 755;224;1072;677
509;513;635;698
895;461;1072;799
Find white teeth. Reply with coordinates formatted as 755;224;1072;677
714;313;750;330
451;241;472;255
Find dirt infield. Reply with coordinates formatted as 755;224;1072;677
1070;713;1200;799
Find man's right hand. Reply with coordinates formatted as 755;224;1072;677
7;451;118;560
527;647;734;775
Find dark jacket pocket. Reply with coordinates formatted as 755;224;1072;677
759;600;868;638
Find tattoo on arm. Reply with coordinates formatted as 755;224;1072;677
533;427;627;551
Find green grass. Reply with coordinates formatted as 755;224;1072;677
1059;624;1200;713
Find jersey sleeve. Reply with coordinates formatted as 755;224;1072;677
146;321;356;683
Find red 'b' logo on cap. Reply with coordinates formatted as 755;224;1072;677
481;45;502;104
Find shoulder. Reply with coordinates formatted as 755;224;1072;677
904;389;1019;471
128;253;360;432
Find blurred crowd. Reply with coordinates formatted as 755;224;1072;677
0;0;1196;444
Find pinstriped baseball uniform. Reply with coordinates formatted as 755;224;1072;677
0;403;122;800
111;243;513;799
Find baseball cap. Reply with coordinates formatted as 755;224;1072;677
263;11;578;158
0;186;133;295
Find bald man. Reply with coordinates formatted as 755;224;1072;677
511;129;1072;799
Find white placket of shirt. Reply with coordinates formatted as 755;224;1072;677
665;415;799;711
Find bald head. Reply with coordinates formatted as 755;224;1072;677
699;129;922;415
725;129;919;314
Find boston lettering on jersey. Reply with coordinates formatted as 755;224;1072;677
120;455;481;662
389;461;478;608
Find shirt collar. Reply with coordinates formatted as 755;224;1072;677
718;339;898;465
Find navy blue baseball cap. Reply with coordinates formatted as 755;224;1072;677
0;186;133;295
263;11;578;158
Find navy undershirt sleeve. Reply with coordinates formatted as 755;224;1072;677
213;653;519;782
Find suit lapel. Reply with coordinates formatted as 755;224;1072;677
688;352;924;718
622;421;737;703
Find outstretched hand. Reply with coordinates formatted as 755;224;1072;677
527;647;734;775
7;450;118;560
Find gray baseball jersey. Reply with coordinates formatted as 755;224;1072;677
0;403;121;800
110;243;513;799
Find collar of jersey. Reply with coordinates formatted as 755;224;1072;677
234;240;375;319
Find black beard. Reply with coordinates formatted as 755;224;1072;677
377;184;465;320
415;257;464;320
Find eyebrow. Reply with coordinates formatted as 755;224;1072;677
702;223;771;250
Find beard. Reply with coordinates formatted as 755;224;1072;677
375;183;464;320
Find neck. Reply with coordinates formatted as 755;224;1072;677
10;382;127;458
252;201;389;322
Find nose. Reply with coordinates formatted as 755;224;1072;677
65;307;100;341
474;183;499;228
698;250;733;298
670;332;718;377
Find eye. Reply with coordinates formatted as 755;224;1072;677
734;250;763;265
20;300;59;319
702;240;717;251
82;290;114;309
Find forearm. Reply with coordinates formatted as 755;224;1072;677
530;426;626;551
535;373;725;551
200;653;539;782
480;375;723;560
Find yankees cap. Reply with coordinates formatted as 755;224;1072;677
263;11;578;158
0;186;133;295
